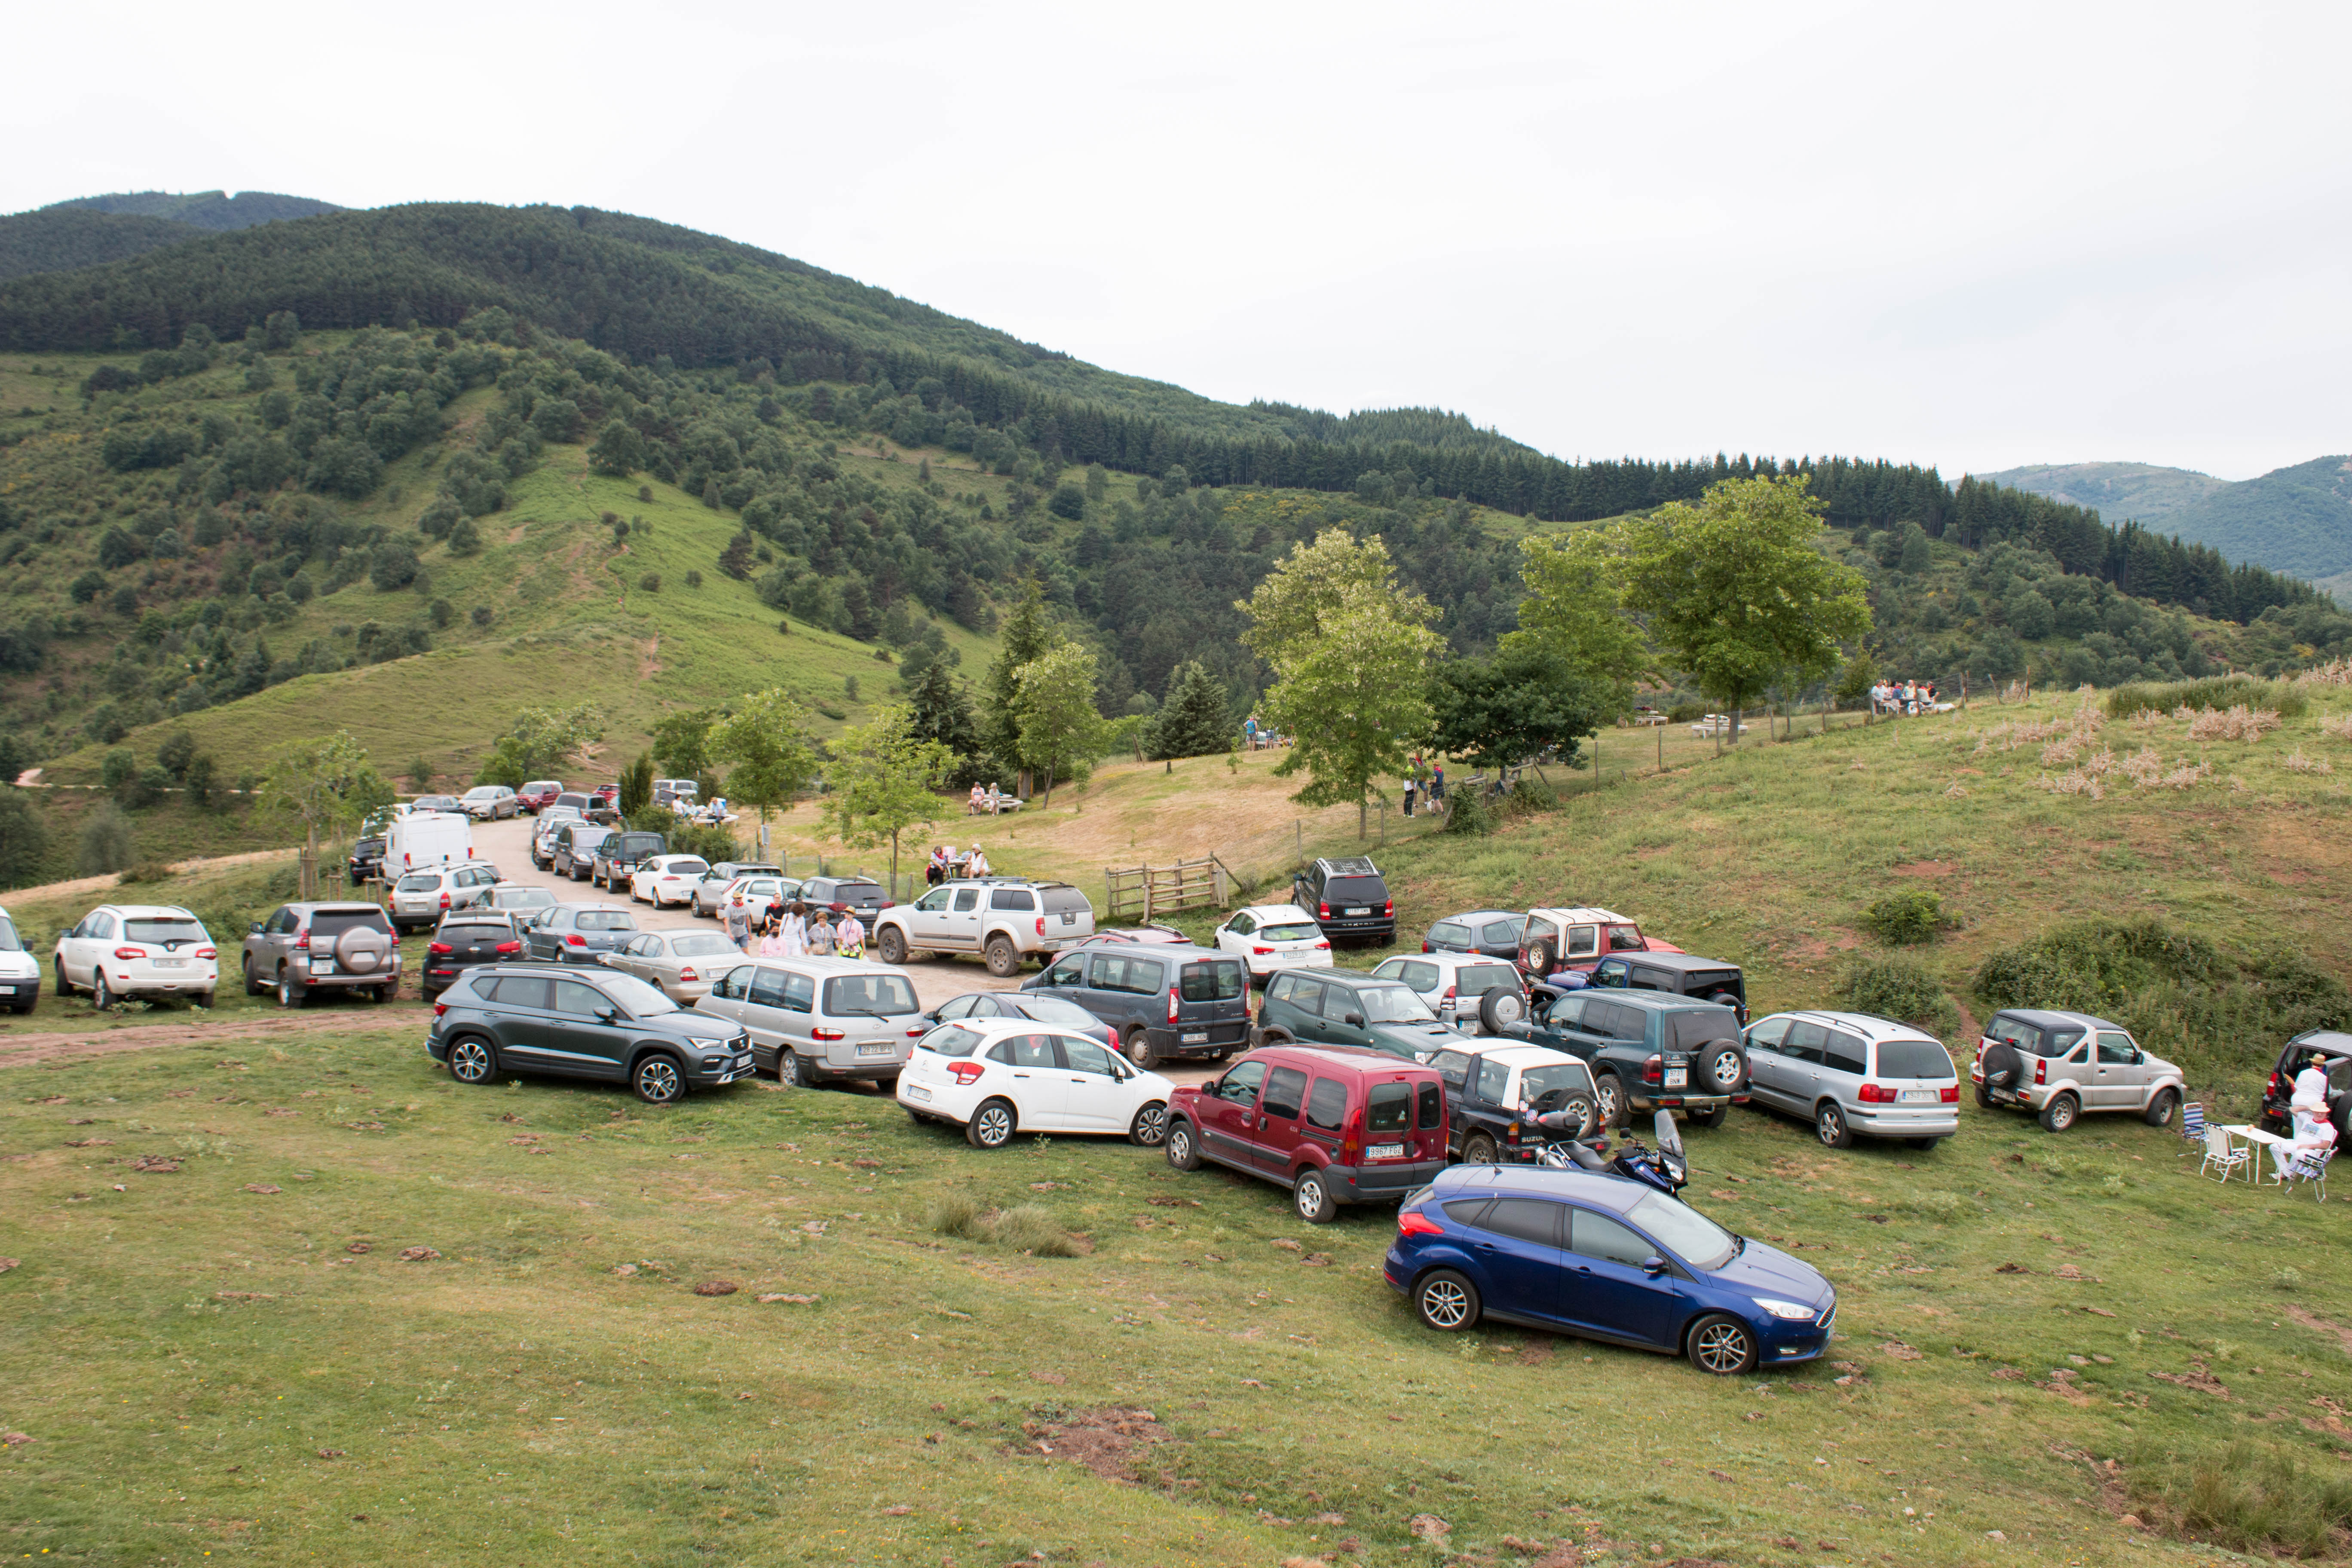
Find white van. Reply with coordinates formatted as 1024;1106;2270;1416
386;812;475;874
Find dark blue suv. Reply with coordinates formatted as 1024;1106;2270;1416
1384;1164;1835;1375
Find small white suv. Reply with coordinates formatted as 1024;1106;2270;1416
1210;904;1332;983
628;854;712;908
871;878;1096;977
389;860;504;933
1372;952;1528;1033
53;903;218;1008
898;1017;1174;1148
0;903;41;1014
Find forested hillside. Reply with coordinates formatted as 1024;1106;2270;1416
1976;460;2227;524
0;210;208;283
39;190;344;229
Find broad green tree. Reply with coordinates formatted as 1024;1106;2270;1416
707;689;817;823
1430;644;1608;773
1012;642;1111;808
1619;475;1871;742
816;703;955;894
649;708;717;783
1238;529;1443;836
475;703;604;786
1504;527;1653;707
261;731;393;895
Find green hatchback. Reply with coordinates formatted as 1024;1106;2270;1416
1256;968;1471;1063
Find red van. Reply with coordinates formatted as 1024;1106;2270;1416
1164;1044;1449;1224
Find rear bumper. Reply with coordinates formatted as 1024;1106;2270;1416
1323;1157;1447;1204
1629;1092;1749;1112
1850;1109;1960;1138
1315;919;1395;944
1148;1021;1252;1060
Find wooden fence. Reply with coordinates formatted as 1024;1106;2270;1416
1104;856;1232;922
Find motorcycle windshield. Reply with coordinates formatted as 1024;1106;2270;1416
1655;1109;1684;1158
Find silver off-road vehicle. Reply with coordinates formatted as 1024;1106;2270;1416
242;902;403;1006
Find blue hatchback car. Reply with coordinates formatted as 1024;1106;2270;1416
1384;1164;1836;1375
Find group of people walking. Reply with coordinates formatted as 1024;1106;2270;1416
723;891;865;961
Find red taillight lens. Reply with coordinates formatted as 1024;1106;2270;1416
1421;940;1431;952
429;942;454;956
1314;940;1330;950
496;942;523;956
1940;1084;1960;1103
2034;1058;2047;1085
113;946;147;960
565;934;585;946
1384;900;1394;916
1252;945;1274;956
1441;985;1458;1001
294;930;310;949
1035;916;1046;937
948;1062;984;1086
906;1026;925;1038
1643;1054;1663;1084
195;947;216;960
1167;988;1180;1024
432;1001;448;1018
1397;1210;1443;1237
439;892;451;909
1856;1083;1894;1103
812;1026;846;1041
677;965;696;981
1318;903;1330;918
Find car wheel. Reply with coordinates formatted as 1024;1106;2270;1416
966;1097;1016;1149
276;971;306;1009
1523;939;1554;975
1294;1167;1337;1223
2040;1092;2080;1133
1123;1026;1158;1070
447;1035;497;1084
1703;1045;1746;1093
1414;1268;1481;1332
54;959;72;998
1691;1105;1729;1128
1975;1084;1996;1109
633;1053;686;1105
1463;1130;1500;1165
1907;1136;1943;1151
983;936;1019;978
243;959;265;996
2143;1087;2180;1127
1592;1072;1627;1128
1129;1101;1169;1147
1815;1100;1852;1148
876;927;908;966
780;1051;809;1088
1686;1313;1758;1376
1164;1119;1201;1171
92;974;115;1011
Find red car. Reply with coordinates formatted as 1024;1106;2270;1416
517;780;565;815
590;783;621;805
1515;906;1682;979
1164;1043;1449;1224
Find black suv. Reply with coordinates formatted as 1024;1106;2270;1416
801;876;888;919
426;961;753;1105
1504;988;1749;1127
1025;945;1252;1067
1255;967;1466;1064
1291;857;1395;946
422;910;525;1000
2260;1030;2352;1136
591;831;669;891
346;836;386;885
1587;952;1748;1023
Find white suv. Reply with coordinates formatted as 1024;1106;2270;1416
1210;904;1332;983
0;903;41;1014
1371;952;1528;1033
389;860;504;933
53;903;219;1008
870;878;1096;977
898;1017;1174;1149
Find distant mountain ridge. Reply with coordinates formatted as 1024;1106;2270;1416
37;190;343;230
0;190;344;283
1975;460;2229;524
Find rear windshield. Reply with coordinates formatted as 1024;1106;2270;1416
312;910;393;937
575;911;635;932
494;888;555;906
1458;964;1518;995
1684;969;1743;995
662;858;709;876
1875;1039;1956;1079
824;974;919;1015
1989;1015;2080;1056
1367;1080;1412;1133
923;1025;986;1058
1180;960;1246;1002
1259;922;1321;943
669;932;739;957
441;921;514;938
0;916;18;952
1041;885;1091;915
555;794;591;809
126;917;208;946
1324;878;1386;904
396;873;441;892
610;835;665;854
1521;1061;1596;1102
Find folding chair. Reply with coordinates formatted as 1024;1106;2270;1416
2283;1146;2334;1202
2179;1102;2208;1144
2199;1124;2249;1183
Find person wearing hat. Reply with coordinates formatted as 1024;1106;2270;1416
835;905;867;961
2275;1064;2339;1179
725;890;752;952
966;843;991;878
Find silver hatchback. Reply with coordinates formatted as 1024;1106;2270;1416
1742;1010;1961;1150
694;956;926;1087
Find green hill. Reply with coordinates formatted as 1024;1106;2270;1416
1979;455;2352;589
37;189;344;230
1973;459;2227;523
0;209;206;283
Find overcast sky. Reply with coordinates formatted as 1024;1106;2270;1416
6;0;2346;481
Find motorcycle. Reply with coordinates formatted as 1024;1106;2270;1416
1531;1106;1689;1196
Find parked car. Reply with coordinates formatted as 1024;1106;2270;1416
591;830;670;892
346;836;386;885
550;791;596;818
708;872;799;923
693;864;790;917
551;823;613;881
517;780;566;814
1586;951;1749;1024
242;901;401;1006
530;807;585;869
521;903;639;964
627;854;711;907
1969;1009;2184;1133
1068;924;1193;949
919;991;1118;1049
1503;989;1749;1127
421;911;526;1000
694;956;927;1087
1423;910;1527;959
598;928;747;1002
871;878;1096;976
1290;855;1396;946
1743;1011;1960;1149
2259;1031;2352;1138
590;784;621;806
478;884;557;916
53;904;217;1009
799;876;890;922
385;813;475;875
899;1017;1174;1148
412;794;464;814
459;785;519;820
0;904;43;1014
1024;945;1252;1067
1164;1043;1450;1223
1515;906;1682;978
653;777;698;804
1211;905;1332;983
1254;967;1466;1064
426;962;754;1105
1427;1041;1600;1160
1371;952;1528;1034
1384;1165;1836;1376
388;861;503;933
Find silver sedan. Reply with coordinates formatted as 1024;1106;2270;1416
598;928;750;1001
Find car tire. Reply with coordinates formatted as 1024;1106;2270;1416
983;936;1019;978
966;1097;1016;1149
54;959;72;998
1691;1105;1729;1128
1685;1313;1758;1376
447;1035;497;1084
1462;1130;1500;1165
876;927;908;966
1593;1072;1628;1128
1702;1045;1746;1094
1975;1084;1996;1109
1907;1136;1943;1151
243;959;265;995
1164;1119;1201;1171
93;974;116;1011
1123;1025;1158;1070
780;1051;810;1089
2040;1092;2080;1133
1815;1100;1852;1148
276;971;306;1009
1294;1167;1337;1223
1414;1268;1481;1332
633;1053;686;1106
1129;1101;1169;1147
2143;1087;2180;1127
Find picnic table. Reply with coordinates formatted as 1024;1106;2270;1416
1689;715;1749;738
2219;1123;2293;1182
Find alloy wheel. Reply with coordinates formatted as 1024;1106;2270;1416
1132;1102;1168;1145
973;1103;1014;1147
449;1039;493;1083
1692;1320;1753;1374
636;1057;683;1104
1420;1277;1472;1329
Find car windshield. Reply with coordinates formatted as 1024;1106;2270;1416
125;917;207;946
1357;983;1435;1023
668;932;740;957
1626;1190;1739;1271
599;973;678;1016
1606;923;1645;951
1519;1062;1596;1102
1015;996;1101;1028
1259;922;1321;943
494;888;555;907
575;911;636;932
825;974;919;1015
0;915;20;952
1875;1039;1956;1079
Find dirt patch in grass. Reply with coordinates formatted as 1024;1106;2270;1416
2285;1305;2352;1356
0;1011;389;1069
1013;1406;1174;1483
1890;861;1961;878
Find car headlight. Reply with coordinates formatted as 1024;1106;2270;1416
1753;1297;1818;1322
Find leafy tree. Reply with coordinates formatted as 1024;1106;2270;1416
1898;522;1932;574
69;571;107;605
817;703;954;894
77;801;135;877
260;731;392;893
707;689;816;822
619;752;655;816
1504;529;1653;707
1430;643;1608;772
650;709;717;781
979;578;1055;775
589;420;648;477
369;538;420;592
1012;642;1111;808
0;787;48;887
183;752;217;809
1238;528;1443;836
1147;660;1233;760
101;747;137;790
155;729;197;782
446;516;482;556
1619;475;1871;742
263;310;300;351
1048;484;1087;520
718;532;754;580
474;704;603;786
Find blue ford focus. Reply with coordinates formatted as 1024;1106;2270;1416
1384;1164;1835;1375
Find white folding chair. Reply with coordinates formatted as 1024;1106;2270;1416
2199;1125;2249;1183
2283;1147;2334;1202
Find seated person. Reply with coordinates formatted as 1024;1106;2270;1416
969;783;988;812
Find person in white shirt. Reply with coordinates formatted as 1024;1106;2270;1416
966;845;991;878
2275;1065;2337;1177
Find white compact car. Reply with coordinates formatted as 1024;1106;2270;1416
1371;952;1529;1033
898;1017;1174;1149
628;854;712;908
53;903;219;1008
1210;903;1333;983
0;903;42;1014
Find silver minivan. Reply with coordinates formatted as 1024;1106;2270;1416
1742;1010;1961;1150
694;956;926;1087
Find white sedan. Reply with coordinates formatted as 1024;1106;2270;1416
628;854;712;907
898;1017;1174;1149
1211;904;1333;983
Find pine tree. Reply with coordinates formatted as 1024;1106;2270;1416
978;578;1053;770
1147;660;1232;760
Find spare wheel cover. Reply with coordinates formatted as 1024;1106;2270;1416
337;928;386;973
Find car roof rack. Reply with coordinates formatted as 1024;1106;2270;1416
1316;856;1381;876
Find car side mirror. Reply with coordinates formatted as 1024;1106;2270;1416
248;922;263;935
2132;1049;2145;1065
1202;1078;1220;1096
594;1006;618;1023
1641;1255;1669;1276
1344;1012;1366;1029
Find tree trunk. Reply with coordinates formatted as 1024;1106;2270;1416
1732;705;1744;747
1041;766;1055;808
1357;798;1366;839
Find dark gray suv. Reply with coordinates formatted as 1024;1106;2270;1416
242;902;402;1007
425;961;754;1104
591;831;669;892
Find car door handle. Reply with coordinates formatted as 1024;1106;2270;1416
1012;1072;1031;1079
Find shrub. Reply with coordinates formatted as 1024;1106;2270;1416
116;860;177;885
1835;955;1960;1036
684;570;702;588
637;573;661;593
926;1194;1088;1257
469;605;494;628
1442;791;1498;836
76;802;136;876
1859;887;1957;945
100;747;136;790
2126;1439;2352;1558
2106;675;2307;721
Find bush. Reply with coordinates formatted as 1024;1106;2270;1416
663;820;741;864
637;573;660;593
684;570;702;589
0;789;50;889
100;747;136;790
76;802;136;876
116;860;177;885
1441;791;1498;836
2106;675;2307;721
2126;1439;2352;1558
1859;887;1957;946
1836;956;1961;1036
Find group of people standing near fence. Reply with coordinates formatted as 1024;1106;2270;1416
1401;756;1447;816
723;891;865;961
1871;679;1941;716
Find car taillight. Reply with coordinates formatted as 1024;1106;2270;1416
433;1001;448;1018
948;1061;984;1086
565;934;585;946
1167;988;1181;1024
677;965;698;982
496;942;523;956
1940;1084;1960;1103
293;930;310;950
1857;1083;1895;1103
1035;916;1046;937
2034;1058;2047;1085
906;1025;925;1037
439;892;451;910
1397;1210;1443;1237
196;947;216;960
813;1026;846;1041
1643;1054;1663;1084
1505;1118;1520;1143
1318;902;1330;919
1252;946;1274;956
113;946;147;960
2268;1071;2284;1097
429;942;454;956
1441;984;1457;1001
1314;940;1330;950
1384;900;1394;917
1421;939;1431;952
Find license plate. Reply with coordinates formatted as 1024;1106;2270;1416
1181;1032;1207;1044
856;1043;896;1058
1368;1142;1404;1160
1899;1088;1939;1103
155;958;185;968
1665;1068;1687;1088
906;1084;933;1102
311;959;335;975
0;984;18;995
1346;907;1371;916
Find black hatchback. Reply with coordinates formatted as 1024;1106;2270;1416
801;876;888;919
426;962;753;1104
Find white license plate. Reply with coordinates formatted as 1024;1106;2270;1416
1664;1068;1687;1088
1368;1142;1404;1160
905;1084;933;1102
856;1043;896;1058
155;957;185;968
1899;1088;1940;1103
310;959;335;975
1181;1032;1207;1044
1346;907;1371;916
